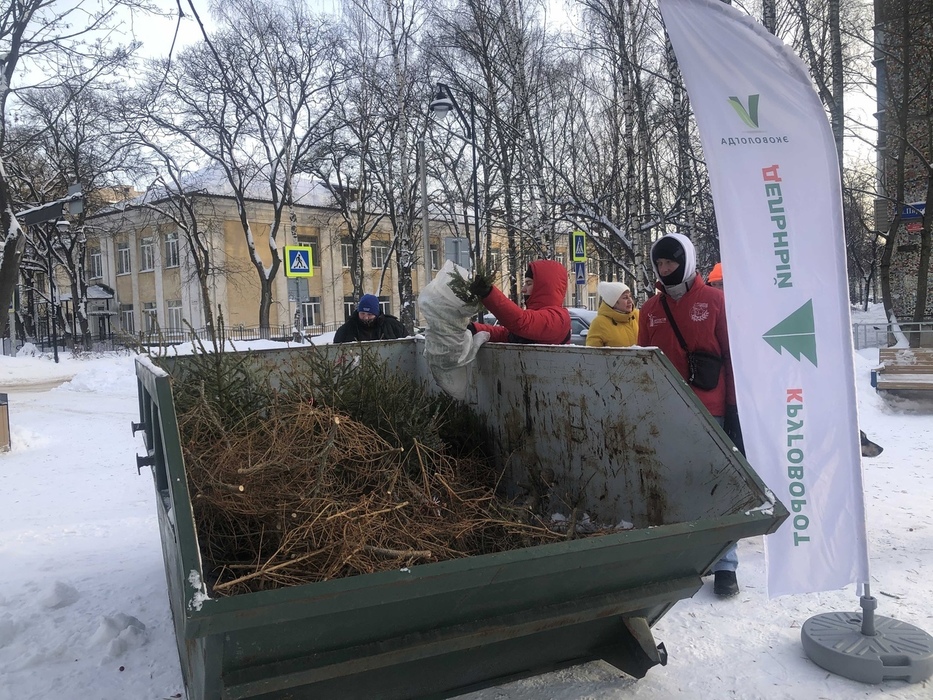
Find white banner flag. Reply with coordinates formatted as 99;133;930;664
659;0;869;596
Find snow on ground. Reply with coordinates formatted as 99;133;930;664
0;304;930;699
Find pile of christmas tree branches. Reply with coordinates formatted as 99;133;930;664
160;344;568;597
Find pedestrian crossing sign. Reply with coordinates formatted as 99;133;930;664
571;231;586;262
575;261;586;285
284;246;314;278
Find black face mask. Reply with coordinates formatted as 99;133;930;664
660;265;685;287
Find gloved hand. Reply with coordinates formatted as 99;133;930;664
467;322;478;335
468;276;493;299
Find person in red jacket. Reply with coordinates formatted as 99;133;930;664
467;259;572;344
707;261;724;290
637;233;740;598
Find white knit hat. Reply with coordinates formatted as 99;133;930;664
598;281;630;307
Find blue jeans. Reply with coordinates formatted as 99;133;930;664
712;415;739;574
712;543;739;573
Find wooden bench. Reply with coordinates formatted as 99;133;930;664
873;347;933;392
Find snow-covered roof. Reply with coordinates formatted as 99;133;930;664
59;284;114;302
99;163;337;213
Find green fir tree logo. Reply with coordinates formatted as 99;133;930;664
762;299;817;367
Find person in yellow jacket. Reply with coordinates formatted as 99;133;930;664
585;281;639;347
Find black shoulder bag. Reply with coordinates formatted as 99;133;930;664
660;296;723;391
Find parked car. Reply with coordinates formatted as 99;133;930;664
567;307;597;345
481;307;597;345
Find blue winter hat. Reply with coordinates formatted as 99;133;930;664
358;294;380;315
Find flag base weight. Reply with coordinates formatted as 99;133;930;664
801;586;933;684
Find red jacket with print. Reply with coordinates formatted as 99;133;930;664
636;276;736;417
471;259;572;344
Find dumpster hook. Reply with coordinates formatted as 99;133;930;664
136;453;155;475
131;420;147;435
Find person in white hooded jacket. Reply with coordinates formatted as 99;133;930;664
637;232;741;598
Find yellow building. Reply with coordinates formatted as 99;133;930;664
87;184;597;342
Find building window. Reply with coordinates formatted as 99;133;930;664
143;301;158;332
341;239;353;269
167;299;183;330
378;296;391;315
89;249;102;279
370;241;390;269
301;297;322;327
120;303;134;333
491;247;503;274
429;244;440;271
556;252;566;266
117;242;131;275
165;232;179;268
588;293;598;311
296;235;320;268
140;237;154;271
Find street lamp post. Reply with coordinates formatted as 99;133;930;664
429;82;482;278
44;228;57;363
417;137;431;293
46;219;72;364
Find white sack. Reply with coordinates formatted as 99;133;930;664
420;260;489;399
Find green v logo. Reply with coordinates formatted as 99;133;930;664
728;94;760;128
763;300;818;367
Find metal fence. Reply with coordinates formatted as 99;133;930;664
20;320;933;354
852;321;933;350
5;321;357;356
134;322;344;347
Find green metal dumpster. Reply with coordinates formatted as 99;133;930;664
133;339;787;700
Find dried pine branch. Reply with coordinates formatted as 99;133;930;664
168;344;609;598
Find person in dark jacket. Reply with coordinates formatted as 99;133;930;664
467;259;572;344
334;294;407;343
637;233;740;598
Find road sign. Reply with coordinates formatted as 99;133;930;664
18;185;84;226
571;231;586;262
67;184;84;215
284;246;314;278
906;221;923;233
575;261;586;285
19;202;65;227
901;202;926;221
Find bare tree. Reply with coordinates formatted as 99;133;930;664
110;110;221;337
873;0;933;342
0;0;145;339
8;81;149;349
428;0;572;301
306;109;386;301
140;0;341;333
842;177;883;310
341;0;427;332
